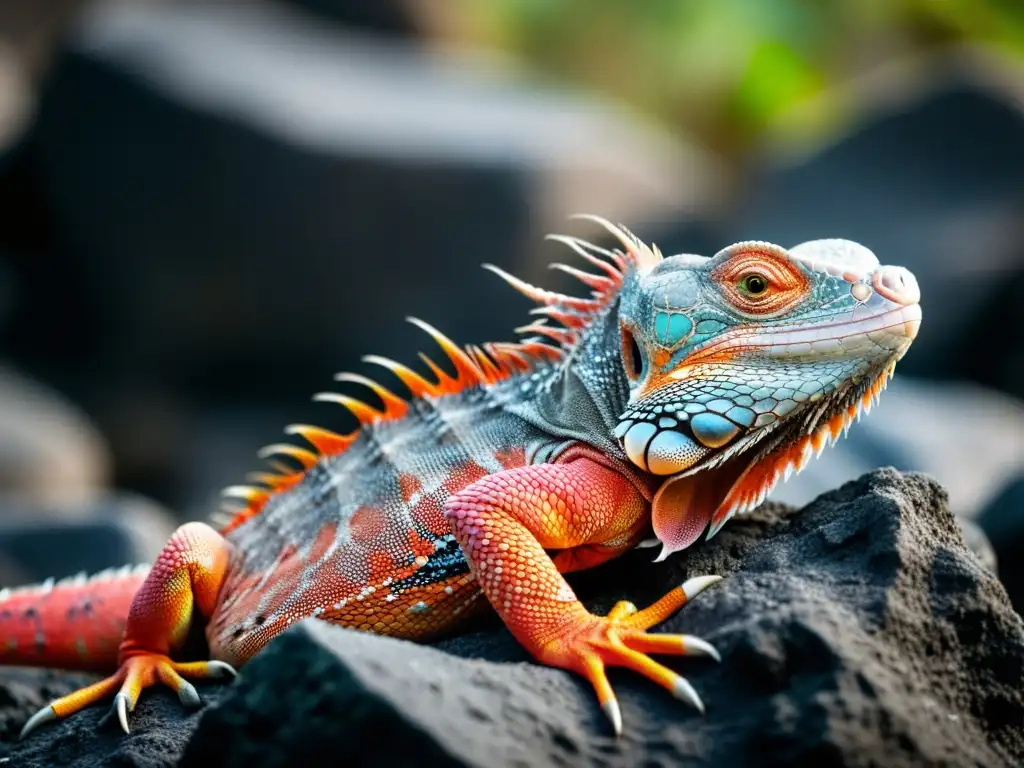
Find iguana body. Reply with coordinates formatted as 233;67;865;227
2;218;921;738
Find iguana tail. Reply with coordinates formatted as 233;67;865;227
0;566;148;672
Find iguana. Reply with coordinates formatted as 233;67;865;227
1;217;921;739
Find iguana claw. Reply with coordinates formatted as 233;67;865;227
602;697;623;737
672;676;705;715
114;692;129;734
555;574;723;737
19;707;56;741
19;656;238;739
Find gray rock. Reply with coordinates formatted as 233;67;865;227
0;666;211;768
2;469;1022;766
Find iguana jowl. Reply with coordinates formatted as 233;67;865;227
3;217;921;738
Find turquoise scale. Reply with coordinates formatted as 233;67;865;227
654;311;693;347
689;412;740;449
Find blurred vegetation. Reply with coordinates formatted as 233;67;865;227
426;0;1024;156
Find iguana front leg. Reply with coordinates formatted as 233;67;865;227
444;447;721;735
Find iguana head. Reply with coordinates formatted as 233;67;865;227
487;217;921;561
610;234;920;559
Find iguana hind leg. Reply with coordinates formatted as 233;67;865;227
444;449;722;736
21;522;237;738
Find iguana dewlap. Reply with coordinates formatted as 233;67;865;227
3;218;921;738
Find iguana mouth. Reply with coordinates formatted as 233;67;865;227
677;303;922;371
644;361;898;561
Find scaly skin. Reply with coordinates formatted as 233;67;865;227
4;217;921;739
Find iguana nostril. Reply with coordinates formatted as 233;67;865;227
873;266;920;305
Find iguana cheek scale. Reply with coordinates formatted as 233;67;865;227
2;216;920;739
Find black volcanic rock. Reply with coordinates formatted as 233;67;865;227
2;469;1022;767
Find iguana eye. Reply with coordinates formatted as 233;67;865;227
713;250;808;317
740;274;769;295
621;325;645;381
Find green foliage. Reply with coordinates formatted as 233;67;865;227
453;0;1024;155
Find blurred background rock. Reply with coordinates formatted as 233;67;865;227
0;0;1020;603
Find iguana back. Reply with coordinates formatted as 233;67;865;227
212;381;548;658
208;243;641;662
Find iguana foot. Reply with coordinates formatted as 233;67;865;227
18;523;234;740
539;575;722;736
21;655;236;738
20;655;236;738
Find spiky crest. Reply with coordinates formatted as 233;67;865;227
705;360;897;539
216;216;663;534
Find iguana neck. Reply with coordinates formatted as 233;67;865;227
502;300;631;460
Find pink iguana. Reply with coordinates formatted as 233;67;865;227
0;218;921;738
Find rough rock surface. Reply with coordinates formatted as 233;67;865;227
2;469;1022;767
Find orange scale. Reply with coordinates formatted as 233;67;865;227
306;548;357;585
650;348;672;368
306;523;338;563
443;461;489;493
398;473;423;502
217;573;266;618
219;570;263;606
672;345;742;375
406;529;437;559
349;506;388;544
303;580;353;611
366;550;402;583
410;495;448;536
494;446;527;470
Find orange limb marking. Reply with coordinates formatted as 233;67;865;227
443;451;722;735
551;539;640;575
21;522;237;738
